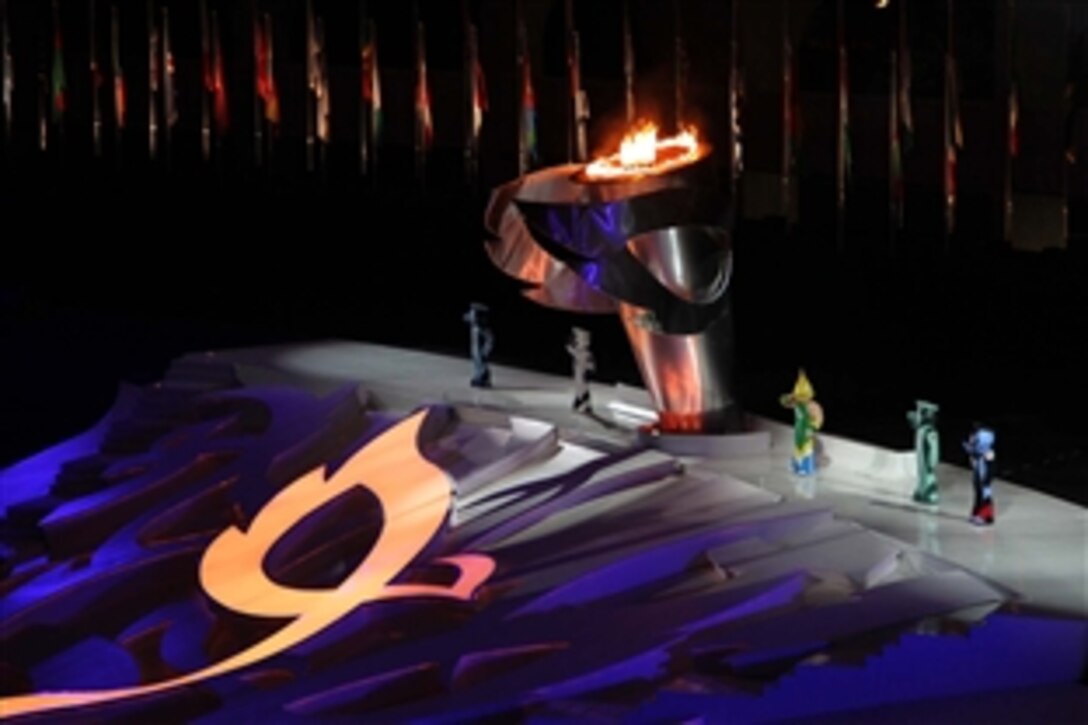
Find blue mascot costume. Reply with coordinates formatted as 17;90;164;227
963;424;996;525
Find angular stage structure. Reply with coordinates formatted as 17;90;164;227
0;342;1085;722
485;129;738;432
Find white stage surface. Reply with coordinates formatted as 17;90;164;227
2;340;1084;722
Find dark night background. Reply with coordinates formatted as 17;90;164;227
2;0;1087;506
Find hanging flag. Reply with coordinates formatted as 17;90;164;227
730;64;743;183
474;57;488;138
148;0;159;158
788;25;802;171
2;1;13;140
51;0;66;122
898;0;914;151
108;3;124;131
564;0;581;161
782;0;793;185
674;0;686;130
623;0;635;124
890;48;904;230
1008;81;1019;159
256;13;279;126
516;0;536;175
162;6;176;130
210;9;227;134
470;27;487;140
306;0;319;167
362;19;381;150
200;0;211;158
90;0;103;156
944;50;963;236
782;0;802;218
728;0;743;187
111;3;124;131
38;70;47;150
361;19;382;137
521;59;537;169
836;0;851;214
315;18;330;145
415;20;433;153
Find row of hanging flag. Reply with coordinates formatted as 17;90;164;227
0;0;488;178
0;0;1071;243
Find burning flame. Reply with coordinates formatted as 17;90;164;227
584;122;701;181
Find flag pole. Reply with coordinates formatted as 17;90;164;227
51;0;66;157
414;0;427;189
674;0;685;131
563;0;587;163
306;0;315;173
3;0;13;152
1004;0;1016;245
263;12;275;175
573;33;586;162
781;0;791;220
889;5;898;251
148;0;158;162
90;0;102;158
943;0;957;252
564;0;576;161
897;0;912;240
363;16;380;184
835;0;847;254
1062;2;1071;249
162;4;174;173
200;0;210;162
516;0;535;176
359;0;366;177
623;0;635;124
110;2;123;167
251;0;262;168
462;0;476;188
729;0;742;203
210;7;225;176
317;16;328;182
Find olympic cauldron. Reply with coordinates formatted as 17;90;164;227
484;125;740;433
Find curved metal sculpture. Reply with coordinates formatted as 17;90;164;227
484;152;739;433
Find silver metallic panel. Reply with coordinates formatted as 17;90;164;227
626;226;732;304
619;301;738;430
484;146;739;432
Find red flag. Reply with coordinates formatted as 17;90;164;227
898;0;914;150
516;0;536;174
201;3;212;93
472;57;488;138
2;3;12;138
415;21;433;151
1008;82;1019;158
944;53;963;234
211;10;228;132
51;0;66;119
837;32;851;205
111;3;125;130
256;14;279;125
162;7;176;128
362;20;381;143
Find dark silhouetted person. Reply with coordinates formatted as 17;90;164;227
464;302;494;388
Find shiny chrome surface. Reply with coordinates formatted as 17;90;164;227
619;301;738;431
626;226;731;304
483;148;739;432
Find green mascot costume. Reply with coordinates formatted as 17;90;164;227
780;370;823;476
907;400;940;504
